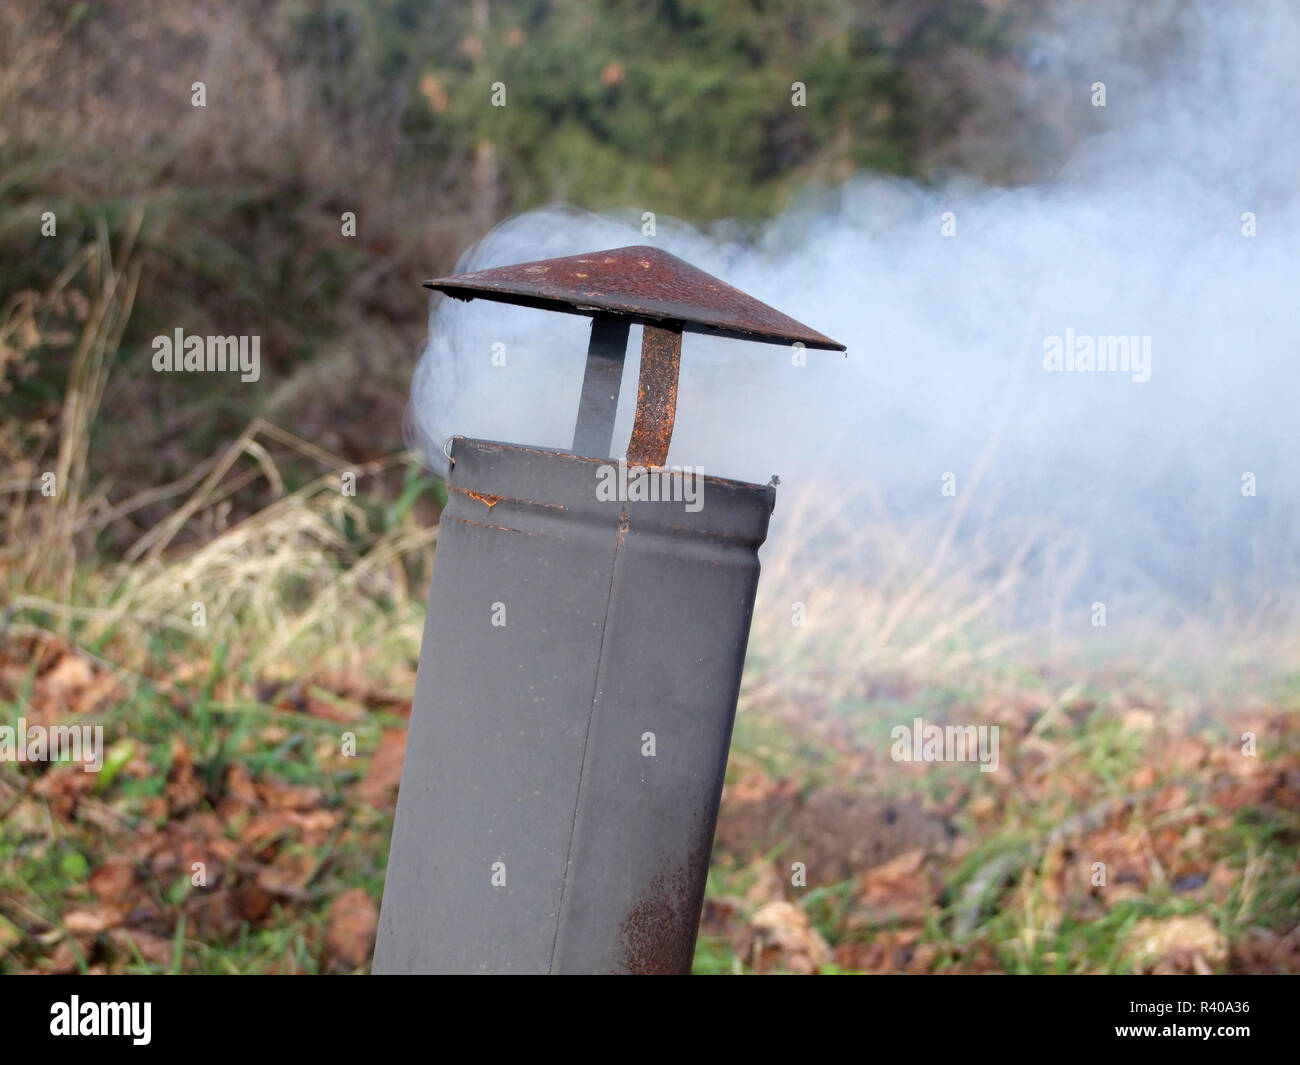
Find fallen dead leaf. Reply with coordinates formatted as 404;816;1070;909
835;927;936;974
259;782;324;812
63;905;124;935
164;737;204;815
848;847;933;928
743;860;786;905
1127;914;1228;973
88;860;136;902
1129;765;1159;790
233;881;274;922
224;763;260;806
288;808;342;838
360;729;406;810
256;850;316;899
44;654;95;700
743;900;831;974
239;812;294;853
1122;708;1157;732
325;888;378;968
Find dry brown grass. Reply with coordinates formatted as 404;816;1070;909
2;222;435;686
748;477;1300;713
2;214;141;589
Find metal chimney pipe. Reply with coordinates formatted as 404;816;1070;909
374;246;844;974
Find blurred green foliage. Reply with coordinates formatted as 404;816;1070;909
292;0;1021;221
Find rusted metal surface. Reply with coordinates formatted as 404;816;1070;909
625;324;682;467
427;245;846;351
619;827;716;974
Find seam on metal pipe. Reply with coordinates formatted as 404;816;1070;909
546;504;627;972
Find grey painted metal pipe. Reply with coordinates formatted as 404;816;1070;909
374;438;773;972
374;246;843;974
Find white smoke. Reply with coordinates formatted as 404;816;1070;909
409;1;1300;626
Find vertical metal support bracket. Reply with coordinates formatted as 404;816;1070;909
626;323;682;468
572;314;630;458
572;317;683;468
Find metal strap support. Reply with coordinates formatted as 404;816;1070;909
626;323;682;468
572;314;630;458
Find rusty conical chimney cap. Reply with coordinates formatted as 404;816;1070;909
425;245;845;351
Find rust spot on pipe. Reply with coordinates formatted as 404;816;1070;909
619;867;696;974
619;822;713;974
450;484;569;512
455;518;531;535
626;324;681;468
